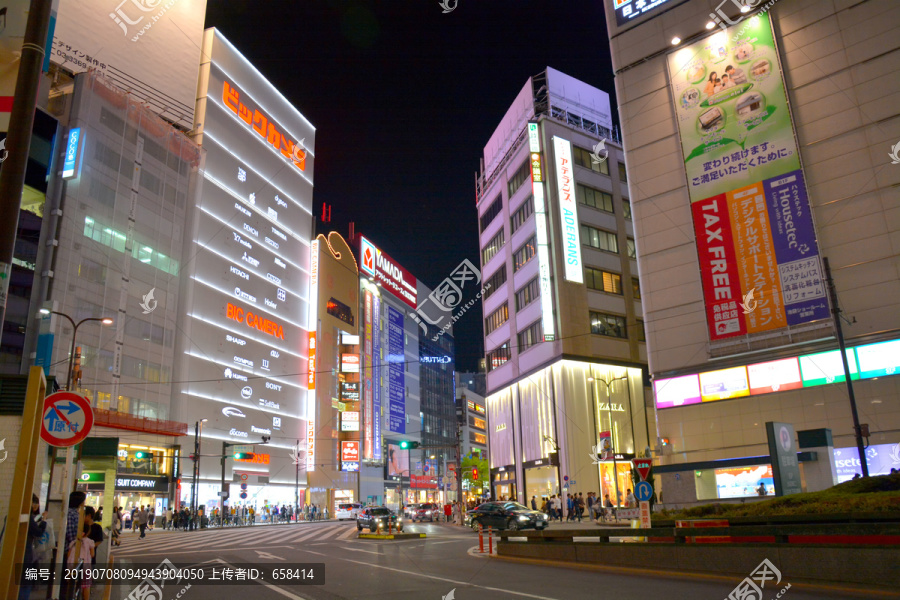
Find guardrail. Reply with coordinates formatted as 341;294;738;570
498;522;900;544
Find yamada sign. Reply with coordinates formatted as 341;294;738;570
359;236;417;308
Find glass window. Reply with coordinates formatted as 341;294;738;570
508;160;531;198
632;277;641;300
485;302;509;335
483;266;507;300
590;311;627;339
637;319;646;342
576;184;613;213
627;237;636;259
513;235;537;271
585;267;622;295
481;229;505;265
515;276;540;312
573;145;610;175
510;196;534;233
622;199;632;220
480;195;503;233
581;224;618;253
619;162;628;182
517;320;543;353
486;342;511;372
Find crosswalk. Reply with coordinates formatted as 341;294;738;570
112;522;361;557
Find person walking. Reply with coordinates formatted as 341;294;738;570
137;505;149;538
148;507;155;531
19;494;48;600
164;507;172;530
111;508;121;547
626;489;636;509
530;496;537;510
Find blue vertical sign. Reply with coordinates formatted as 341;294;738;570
387;306;405;433
34;333;54;376
62;127;82;179
373;296;382;459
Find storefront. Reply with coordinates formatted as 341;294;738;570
522;458;558;504
490;465;516;501
598;453;634;506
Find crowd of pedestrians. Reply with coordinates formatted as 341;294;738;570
531;489;643;523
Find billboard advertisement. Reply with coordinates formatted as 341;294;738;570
653;374;701;409
552;137;584;284
834;443;900;482
387;443;409;478
359;236;417;308
363;290;374;459
372;295;382;456
668;13;828;342
177;30;314;476
747;357;803;395
699;366;749;402
387;305;406;433
341;441;360;463
527;122;556;341
51;0;207;129
340;411;360;431
714;465;773;498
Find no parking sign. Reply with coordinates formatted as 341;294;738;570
39;392;93;447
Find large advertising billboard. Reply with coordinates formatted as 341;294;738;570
387;443;409;478
387;305;406;434
359;237;417;308
51;0;207;129
177;30;314;476
668;13;828;342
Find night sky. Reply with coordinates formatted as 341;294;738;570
205;1;617;371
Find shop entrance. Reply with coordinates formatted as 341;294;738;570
524;465;558;507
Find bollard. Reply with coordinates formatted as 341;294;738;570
488;526;493;554
478;523;484;553
388;519;392;535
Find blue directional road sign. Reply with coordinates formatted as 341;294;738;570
635;480;653;502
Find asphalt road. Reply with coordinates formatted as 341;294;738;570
104;520;897;600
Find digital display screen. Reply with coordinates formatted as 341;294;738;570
714;465;773;498
654;374;702;409
854;339;900;379
699;366;750;402
833;443;900;482
747;357;803;395
799;349;859;387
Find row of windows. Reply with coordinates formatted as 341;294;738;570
483;266;507;300
485;302;509;335
513;235;536;272
589;311;645;341
572;144;628;183
480;195;503;233
584;267;642;299
577;184;613;213
83;216;179;275
508;160;531;198
486;342;510;372
510;196;534;233
515;276;540;312
482;229;505;265
580;224;637;258
517;320;543;353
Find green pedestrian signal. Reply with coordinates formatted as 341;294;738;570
234;452;255;460
398;441;419;450
134;451;153;459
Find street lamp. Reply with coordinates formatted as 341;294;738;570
39;308;113;391
190;418;208;527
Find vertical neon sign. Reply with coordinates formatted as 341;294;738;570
529;122;557;341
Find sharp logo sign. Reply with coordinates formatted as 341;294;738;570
359;236;418;308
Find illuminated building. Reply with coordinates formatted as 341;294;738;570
476;68;651;507
173;29;315;510
604;1;900;501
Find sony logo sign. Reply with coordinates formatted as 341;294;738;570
266;382;282;392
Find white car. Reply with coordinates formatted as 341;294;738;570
335;502;363;520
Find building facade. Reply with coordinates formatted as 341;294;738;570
477;67;653;508
605;0;900;502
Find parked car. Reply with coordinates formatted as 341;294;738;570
413;503;440;522
357;506;403;532
464;509;477;527
469;501;548;532
403;503;420;519
335;502;363;521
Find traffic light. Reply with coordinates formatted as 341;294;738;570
399;441;420;450
472;467;479;481
134;451;153;459
233;452;255;460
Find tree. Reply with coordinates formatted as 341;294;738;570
461;453;489;497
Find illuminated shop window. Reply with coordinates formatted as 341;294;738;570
83;216;178;275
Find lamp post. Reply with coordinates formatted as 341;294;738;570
39;309;113;390
190;418;207;529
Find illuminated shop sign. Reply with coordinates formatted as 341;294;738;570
363;291;374;459
854;339;900;379
799;349;858;387
699;366;750;402
226;302;285;339
342;462;359;472
62;127;83;179
235;453;270;465
341;333;360;345
528;122;556;342
307;332;316;390
307;419;315;472
552;137;584;284
747;357;802;394
115;476;169;492
611;0;676;27
222;80;307;171
341;381;360;401
341;441;360;462
467;400;486;415
359;236;418;308
342;354;360;373
653;374;702;409
341;411;360;431
421;355;451;364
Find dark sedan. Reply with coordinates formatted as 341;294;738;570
469;501;549;531
357;506;403;532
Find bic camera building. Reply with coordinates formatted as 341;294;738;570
28;28;322;517
606;0;900;503
477;67;654;507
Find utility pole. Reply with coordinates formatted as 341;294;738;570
191;422;199;520
455;419;463;525
824;257;869;477
295;438;300;514
0;0;53;345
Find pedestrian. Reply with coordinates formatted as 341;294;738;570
137;505;149;538
626;489;636;508
83;507;104;565
576;493;585;522
67;524;95;600
311;504;317;521
323;506;329;520
19;494;48;600
111;508;121;547
148;507;155;530
604;494;614;522
165;507;172;529
531;496;537;510
566;494;574;521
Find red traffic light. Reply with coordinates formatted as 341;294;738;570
472;467;479;480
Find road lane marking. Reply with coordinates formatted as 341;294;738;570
340;546;380;554
297;550;559;599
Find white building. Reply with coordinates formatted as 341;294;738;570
477;67;653;507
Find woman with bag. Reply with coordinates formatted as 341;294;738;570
18;494;48;600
